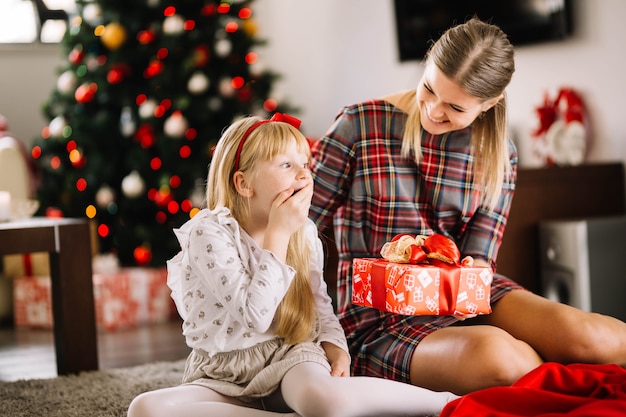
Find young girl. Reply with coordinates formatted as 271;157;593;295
127;114;457;417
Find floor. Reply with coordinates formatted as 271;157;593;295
0;318;191;382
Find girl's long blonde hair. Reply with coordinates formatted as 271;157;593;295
402;17;516;209
206;116;316;345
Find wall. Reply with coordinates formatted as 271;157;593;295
253;0;626;168
1;0;625;170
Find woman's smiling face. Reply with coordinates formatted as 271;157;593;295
416;62;498;135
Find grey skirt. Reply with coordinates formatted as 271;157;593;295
182;338;331;403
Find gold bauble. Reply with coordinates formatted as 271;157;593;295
101;22;127;50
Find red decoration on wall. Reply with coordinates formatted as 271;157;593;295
532;87;589;167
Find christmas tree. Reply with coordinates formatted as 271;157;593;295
31;0;292;267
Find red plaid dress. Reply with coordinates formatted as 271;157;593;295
309;99;524;383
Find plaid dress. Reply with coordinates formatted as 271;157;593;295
309;99;524;383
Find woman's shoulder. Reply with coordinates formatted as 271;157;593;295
338;92;410;118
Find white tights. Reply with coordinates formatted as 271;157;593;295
127;362;458;417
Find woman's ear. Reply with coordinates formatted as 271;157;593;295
233;171;253;197
482;94;504;112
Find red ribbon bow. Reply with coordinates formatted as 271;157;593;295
234;112;301;171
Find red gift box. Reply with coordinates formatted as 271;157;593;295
352;258;493;316
13;267;176;331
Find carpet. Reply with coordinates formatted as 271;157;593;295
0;359;186;417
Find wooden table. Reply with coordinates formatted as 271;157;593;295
0;217;98;375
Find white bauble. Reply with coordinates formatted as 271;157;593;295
218;77;235;97
121;171;145;198
164;112;188;138
82;4;103;25
214;38;232;58
48;116;67;138
163;15;184;34
138;99;157;119
57;71;77;94
95;186;115;208
188;72;210;94
119;106;136;137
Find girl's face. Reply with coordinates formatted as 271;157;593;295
246;138;312;218
416;62;500;135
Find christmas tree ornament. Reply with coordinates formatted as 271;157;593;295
107;64;128;84
75;82;98;103
119;106;136;137
143;59;164;78
133;245;152;266
100;22;127;50
214;38;232;58
82;3;103;26
57;70;77;94
137;29;156;45
187;72;209;94
48;116;67;138
138;99;157;119
68;46;85;64
134;124;156;148
121;170;145;198
164;111;188;138
95;186;115;208
162;15;184;35
218;77;235;97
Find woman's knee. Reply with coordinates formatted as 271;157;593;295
468;334;542;386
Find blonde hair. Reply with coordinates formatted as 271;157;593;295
402;17;515;209
206;116;316;345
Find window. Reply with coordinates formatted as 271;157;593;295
0;0;76;44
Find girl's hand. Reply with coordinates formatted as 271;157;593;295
268;182;313;237
321;341;351;377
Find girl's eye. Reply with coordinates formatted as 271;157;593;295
450;105;464;113
424;83;434;94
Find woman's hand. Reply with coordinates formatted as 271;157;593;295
321;341;351;377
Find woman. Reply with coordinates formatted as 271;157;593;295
309;17;626;395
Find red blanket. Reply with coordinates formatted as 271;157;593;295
440;363;626;416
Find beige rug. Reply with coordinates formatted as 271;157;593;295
0;359;186;417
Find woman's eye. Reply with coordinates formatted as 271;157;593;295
424;84;434;94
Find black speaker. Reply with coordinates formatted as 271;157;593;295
539;216;626;321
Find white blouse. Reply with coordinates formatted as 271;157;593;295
167;207;349;357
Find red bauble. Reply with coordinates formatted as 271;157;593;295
45;207;64;218
69;47;85;64
75;82;98;103
133;246;152;266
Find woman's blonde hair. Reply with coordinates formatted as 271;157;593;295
402;17;515;209
206;116;316;345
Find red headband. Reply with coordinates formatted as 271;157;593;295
234;112;302;171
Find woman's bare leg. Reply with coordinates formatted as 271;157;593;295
481;289;626;364
409;324;543;394
410;289;626;395
281;362;458;417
